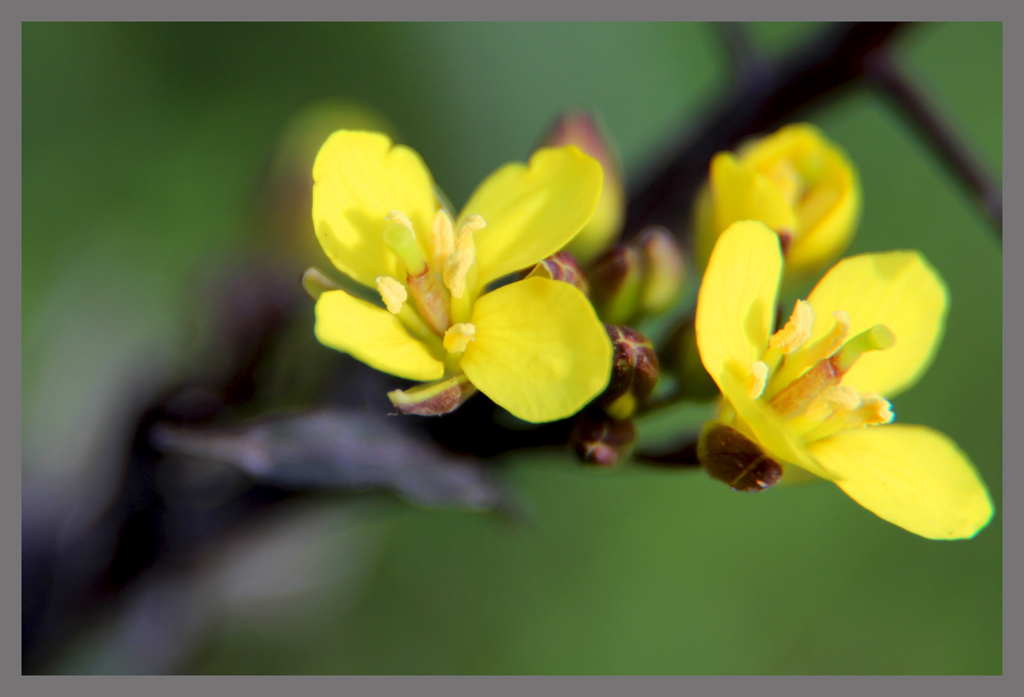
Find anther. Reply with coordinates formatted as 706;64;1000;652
430;210;455;271
769;300;815;354
375;276;407;315
443;215;484;300
748;360;769;399
443;250;475;299
443;323;476;354
455;215;486;250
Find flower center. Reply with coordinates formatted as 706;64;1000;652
376;208;486;347
750;299;896;441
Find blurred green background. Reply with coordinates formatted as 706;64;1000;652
22;23;1001;674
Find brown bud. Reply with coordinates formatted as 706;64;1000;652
588;245;643;325
524;251;589;295
599;326;659;420
697;422;783;492
571;408;636;467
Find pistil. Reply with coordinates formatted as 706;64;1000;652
768;323;894;419
384;212;451;335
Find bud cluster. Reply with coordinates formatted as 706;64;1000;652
588;227;687;326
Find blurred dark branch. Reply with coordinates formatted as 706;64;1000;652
715;22;767;87
624;22;906;239
864;49;1003;237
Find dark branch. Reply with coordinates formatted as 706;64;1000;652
715;22;767;87
864;50;1002;237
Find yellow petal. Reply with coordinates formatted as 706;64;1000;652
314;289;444;381
312;131;437;288
786;144;861;278
805;250;948;398
458;146;602;288
808;425;994;540
708;152;796;244
460;277;612;423
717;366;831;479
737;124;861;282
695;220;782;392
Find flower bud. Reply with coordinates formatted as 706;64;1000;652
571;407;636;467
388;374;478;416
697;421;783;492
524;251;589;295
588;245;643;325
636;227;686;316
693;123;861;286
599;326;659;421
540;111;625;264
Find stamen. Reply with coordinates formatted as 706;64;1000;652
748;360;769;399
443;216;484;300
805;385;860;423
383;220;428;276
443;323;476;354
455;215;486;251
802;393;893;442
768;322;894;424
768;357;841;419
769;300;815;354
430;210;455;271
854;393;894;427
443;250;475;299
375;276;407;314
766;310;850;397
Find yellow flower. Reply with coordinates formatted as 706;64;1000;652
311;130;613;423
695;220;993;539
694;123;861;284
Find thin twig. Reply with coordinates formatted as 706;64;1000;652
864;50;1002;237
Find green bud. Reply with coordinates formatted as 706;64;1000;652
571;408;636;467
588;245;644;325
697;422;783;492
636;227;686;316
599;326;659;420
